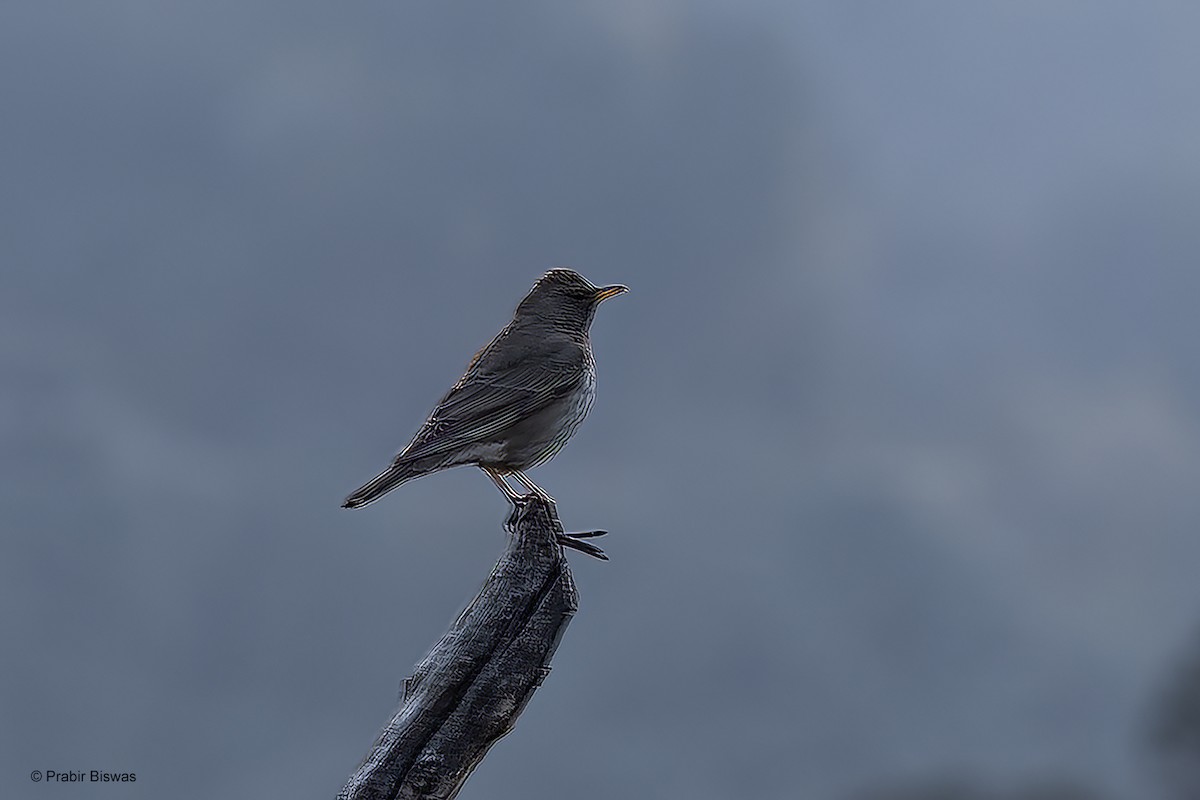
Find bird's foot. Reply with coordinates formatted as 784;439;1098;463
556;530;609;561
561;529;607;539
503;491;555;532
503;499;523;534
500;497;610;559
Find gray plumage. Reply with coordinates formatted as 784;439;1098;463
342;268;627;509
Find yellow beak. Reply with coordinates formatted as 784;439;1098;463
594;284;629;302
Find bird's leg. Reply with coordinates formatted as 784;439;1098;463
489;469;608;557
507;471;610;551
481;467;524;533
511;470;555;504
481;466;522;501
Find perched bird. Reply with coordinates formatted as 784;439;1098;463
342;268;627;510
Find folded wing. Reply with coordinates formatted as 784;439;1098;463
399;334;586;462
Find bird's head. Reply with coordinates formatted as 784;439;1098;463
515;268;628;332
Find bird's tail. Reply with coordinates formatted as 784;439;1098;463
342;460;421;509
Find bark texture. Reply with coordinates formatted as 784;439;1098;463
337;496;583;800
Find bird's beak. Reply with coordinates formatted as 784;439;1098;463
594;284;629;303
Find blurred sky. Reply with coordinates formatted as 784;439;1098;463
3;2;1200;799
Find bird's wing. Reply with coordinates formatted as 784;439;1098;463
397;333;585;462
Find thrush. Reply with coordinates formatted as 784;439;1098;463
342;268;627;511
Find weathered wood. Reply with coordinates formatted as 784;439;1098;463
337;496;597;800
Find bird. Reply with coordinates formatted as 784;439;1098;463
342;267;627;511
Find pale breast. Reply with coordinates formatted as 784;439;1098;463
524;347;596;468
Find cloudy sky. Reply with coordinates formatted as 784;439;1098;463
4;3;1200;799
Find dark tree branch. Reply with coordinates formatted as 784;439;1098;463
337;496;599;800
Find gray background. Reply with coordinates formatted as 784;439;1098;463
3;2;1199;799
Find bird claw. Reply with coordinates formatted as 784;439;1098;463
502;501;522;534
500;497;609;559
502;492;540;533
556;531;609;560
565;529;605;539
